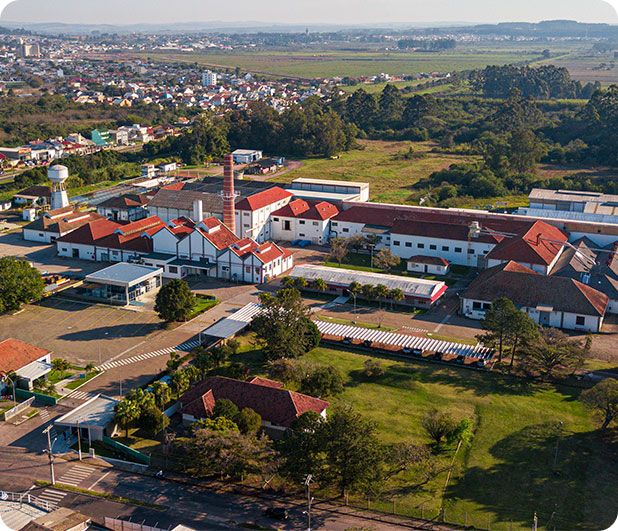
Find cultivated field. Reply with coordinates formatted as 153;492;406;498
538;53;618;85
137;49;543;79
231;338;618;531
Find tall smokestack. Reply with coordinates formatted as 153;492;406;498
223;154;236;233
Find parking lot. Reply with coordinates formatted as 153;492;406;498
0;231;103;277
0;297;165;366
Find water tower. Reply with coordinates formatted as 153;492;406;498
48;165;70;210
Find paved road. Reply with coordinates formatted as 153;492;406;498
0;447;428;531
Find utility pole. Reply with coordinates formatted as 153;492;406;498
43;425;55;485
77;417;82;461
304;474;314;531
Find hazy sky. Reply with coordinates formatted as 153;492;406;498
1;0;617;25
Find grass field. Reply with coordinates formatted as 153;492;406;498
275;139;477;204
231;338;618;531
137;49;543;79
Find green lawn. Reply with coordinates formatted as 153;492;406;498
186;294;219;320
275;139;477;205
47;370;71;385
229;340;618;531
64;371;100;390
314;314;397;331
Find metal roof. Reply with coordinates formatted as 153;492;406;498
85;263;162;287
289;265;445;299
316;321;493;359
54;394;119;429
16;360;52;381
203;303;263;339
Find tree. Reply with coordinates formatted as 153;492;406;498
114;399;139;438
363;359;385;380
154;279;196;322
213;398;240;420
51;358;71;372
374;284;389;309
166;351;182;371
281;276;295;288
0;258;45;313
234;408;262;434
253;289;318;360
294;276;308;289
194;346;214;371
361;284;376;303
312;278;327;293
170;370;190;397
227;339;240;355
319;406;383;497
300;365;344;398
421;408;457;449
389;288;405;310
348;281;361;314
521;327;587;379
191;416;239;433
329;237;348;267
373;249;400;273
476;297;520;362
209;345;231;368
580;379;618;430
140;406;170;436
85;363;95;373
151;381;171;410
507;310;539;369
278;411;325;483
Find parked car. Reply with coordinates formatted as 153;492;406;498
433;351;443;361
342;337;353;345
363;339;372;348
455;355;466;364
298;240;311;248
475;359;487;368
264;507;288;520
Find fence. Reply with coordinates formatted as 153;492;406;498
15;388;57;405
102;436;150;466
104;517;166;531
1;396;35;420
0;490;57;513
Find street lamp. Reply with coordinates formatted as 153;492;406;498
303;474;314;531
77;416;83;461
42;425;56;485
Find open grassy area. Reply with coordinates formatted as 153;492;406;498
186;294;219;320
137;49;543;79
274;139;477;204
314;314;397;331
64;371;100;390
229;338;618;530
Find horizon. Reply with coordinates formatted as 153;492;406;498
1;0;617;26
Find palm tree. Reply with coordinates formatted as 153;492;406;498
281;276;295;288
361;284;376;305
375;284;389;309
312;278;327;293
151;381;171;410
170;370;190;397
348;281;361;315
114;400;139;438
390;288;405;309
294;276;308;289
209;346;229;367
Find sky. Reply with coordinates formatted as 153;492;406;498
0;0;617;25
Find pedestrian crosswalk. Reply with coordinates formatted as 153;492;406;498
37;489;66;507
57;464;95;487
39;408;58;440
95;339;201;372
65;390;98;402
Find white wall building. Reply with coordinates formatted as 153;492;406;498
234;187;293;242
202;71;218;87
270;199;339;245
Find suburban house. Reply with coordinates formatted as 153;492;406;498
407;255;451;275
234;186;293;242
550;237;618;314
56;216;167;262
13;185;52;206
461;261;609;332
0;339;52;392
217;238;294;283
178;376;329;438
289;264;447;308
23;207;106;243
96;193;151;222
270;198;339;245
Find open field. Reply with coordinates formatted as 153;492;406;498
274;139;477;204
231;338;618;531
136;49;544;79
537;54;618;85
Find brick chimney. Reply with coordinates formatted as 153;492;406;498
223;154;236;233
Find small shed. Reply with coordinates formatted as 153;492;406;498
54;394;119;442
83;263;162;306
407;255;451;275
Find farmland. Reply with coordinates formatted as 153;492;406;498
231;338;618;531
136;49;546;79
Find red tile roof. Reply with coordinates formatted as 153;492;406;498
408;255;450;266
464;261;609;317
247;377;284;389
486;220;569;266
271;199;339;221
235;186;293;211
179;376;328;427
195;217;239;250
0;339;50;373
